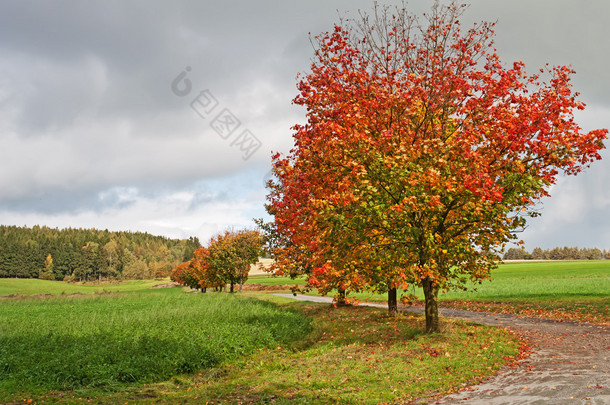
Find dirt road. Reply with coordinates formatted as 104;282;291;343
274;294;610;404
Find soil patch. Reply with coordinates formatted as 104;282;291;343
1;292;88;300
151;282;181;289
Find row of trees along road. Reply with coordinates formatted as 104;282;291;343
171;229;262;293
0;225;200;281
263;2;607;332
504;246;610;261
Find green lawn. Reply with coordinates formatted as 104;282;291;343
0;280;522;404
0;289;311;396
248;260;610;300
0;278;165;297
441;260;610;300
249;261;610;323
433;261;609;324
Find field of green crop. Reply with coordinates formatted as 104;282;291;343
0;288;311;395
250;260;610;301
440;260;610;300
0;277;524;404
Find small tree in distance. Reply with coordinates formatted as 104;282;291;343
170;261;199;290
190;247;225;292
265;1;607;332
170;229;262;293
208;229;262;293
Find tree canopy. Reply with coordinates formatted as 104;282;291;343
171;229;262;293
265;1;607;332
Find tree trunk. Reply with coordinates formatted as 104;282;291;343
388;287;398;316
422;278;440;333
336;287;347;306
230;282;234;293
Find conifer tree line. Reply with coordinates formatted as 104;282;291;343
0;225;201;281
503;246;609;261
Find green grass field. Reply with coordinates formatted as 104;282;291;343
1;260;604;403
440;260;610;300
0;278;523;404
250;260;610;298
0;288;311;396
249;260;610;323
0;278;164;296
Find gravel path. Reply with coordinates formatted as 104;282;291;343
274;294;610;404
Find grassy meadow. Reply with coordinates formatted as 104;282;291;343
0;277;525;404
439;260;610;300
0;288;311;400
436;261;609;324
1;260;604;403
250;260;610;324
0;278;164;297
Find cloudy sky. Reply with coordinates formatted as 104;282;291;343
0;0;608;250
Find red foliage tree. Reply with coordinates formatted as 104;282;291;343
170;230;262;293
170;247;225;292
170;261;198;290
266;1;607;332
190;247;224;292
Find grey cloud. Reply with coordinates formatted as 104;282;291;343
466;0;610;107
0;0;607;246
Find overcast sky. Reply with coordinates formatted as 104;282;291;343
0;0;608;250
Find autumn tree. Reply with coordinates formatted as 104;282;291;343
170;248;219;291
266;1;607;332
122;250;150;280
207;229;262;293
255;216;330;297
170;261;199;289
189;247;225;291
102;239;121;278
122;257;150;280
39;254;55;280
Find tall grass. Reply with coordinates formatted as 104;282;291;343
0;289;311;392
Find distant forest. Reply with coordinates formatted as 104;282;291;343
503;246;610;261
0;225;201;281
